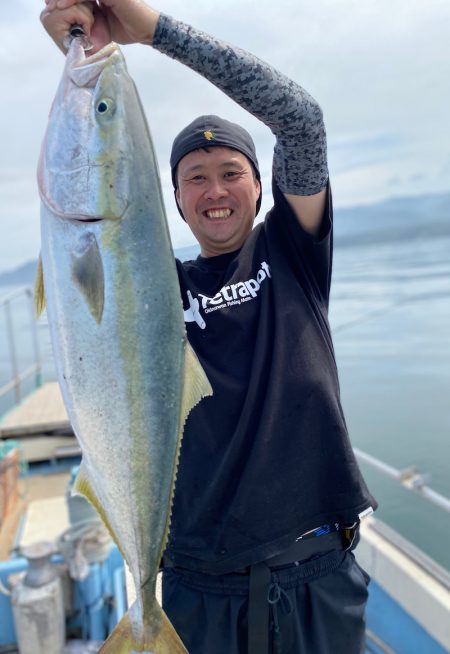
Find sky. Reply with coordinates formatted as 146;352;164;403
0;0;449;273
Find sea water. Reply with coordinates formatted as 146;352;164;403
330;229;450;570
1;223;449;570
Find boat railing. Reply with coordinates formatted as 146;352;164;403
354;447;450;515
0;287;42;407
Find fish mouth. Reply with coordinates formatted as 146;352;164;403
83;42;120;63
39;188;129;223
62;215;105;224
72;218;103;223
68;41;123;88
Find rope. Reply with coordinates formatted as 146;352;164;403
0;578;11;597
57;517;111;581
0;441;27;527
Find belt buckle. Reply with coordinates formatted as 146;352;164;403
340;521;359;550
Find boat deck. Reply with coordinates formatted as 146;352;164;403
0;382;70;437
0;380;79;558
365;580;449;653
18;468;72;549
1;480;449;653
0;382;78;462
0;461;73;560
1;383;449;652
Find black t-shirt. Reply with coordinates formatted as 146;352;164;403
167;180;377;574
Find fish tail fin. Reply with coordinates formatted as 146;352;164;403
98;601;188;654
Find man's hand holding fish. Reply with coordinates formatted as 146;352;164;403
41;0;159;53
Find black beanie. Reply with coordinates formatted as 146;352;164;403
170;115;262;218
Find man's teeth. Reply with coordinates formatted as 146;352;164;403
205;209;232;219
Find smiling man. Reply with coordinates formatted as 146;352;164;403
41;1;377;652
174;141;261;257
171;115;264;253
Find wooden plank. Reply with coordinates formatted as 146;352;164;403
0;422;72;439
17;436;79;463
19;496;70;549
54;444;81;458
0;382;71;438
21;471;72;503
0;448;20;522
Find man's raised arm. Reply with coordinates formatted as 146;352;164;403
42;0;328;234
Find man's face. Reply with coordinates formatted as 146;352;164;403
175;146;261;257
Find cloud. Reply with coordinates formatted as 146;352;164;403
333;152;450;208
329;131;406;174
1;0;450;272
0;174;41;272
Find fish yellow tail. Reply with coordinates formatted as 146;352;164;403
98;601;188;654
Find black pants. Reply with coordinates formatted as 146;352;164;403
162;549;370;654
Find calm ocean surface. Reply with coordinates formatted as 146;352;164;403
1;219;449;569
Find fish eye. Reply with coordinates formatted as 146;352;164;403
96;98;115;115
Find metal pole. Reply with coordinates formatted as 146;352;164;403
354;447;450;516
419;486;450;514
353;447;400;480
0;286;47;408
4;299;20;405
24;288;43;388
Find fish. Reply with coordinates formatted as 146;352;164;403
35;39;212;654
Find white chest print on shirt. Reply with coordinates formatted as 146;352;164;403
183;260;272;329
184;290;206;329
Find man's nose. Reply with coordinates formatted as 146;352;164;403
204;177;228;199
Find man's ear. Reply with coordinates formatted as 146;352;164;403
255;178;261;200
174;187;186;221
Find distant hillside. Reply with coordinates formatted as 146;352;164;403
1;191;449;285
0;260;38;287
334;190;450;247
0;246;200;287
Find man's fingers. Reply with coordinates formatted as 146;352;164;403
56;0;94;8
45;0;95;10
40;3;96;52
41;7;94;31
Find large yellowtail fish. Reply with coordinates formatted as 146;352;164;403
36;39;212;653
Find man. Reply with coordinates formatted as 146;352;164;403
41;2;377;652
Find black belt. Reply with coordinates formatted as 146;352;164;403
248;530;346;654
162;530;348;654
266;529;345;567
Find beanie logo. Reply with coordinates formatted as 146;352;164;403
203;130;214;141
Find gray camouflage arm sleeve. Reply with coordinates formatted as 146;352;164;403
153;14;328;196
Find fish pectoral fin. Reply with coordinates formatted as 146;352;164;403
98;601;188;654
181;341;213;426
34;255;46;317
71;232;105;324
73;462;126;561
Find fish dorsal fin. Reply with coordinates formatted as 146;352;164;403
180;342;213;425
34;255;46;317
73;461;126;562
160;342;213;555
71;232;105;324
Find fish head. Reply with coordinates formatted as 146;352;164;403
38;40;138;223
